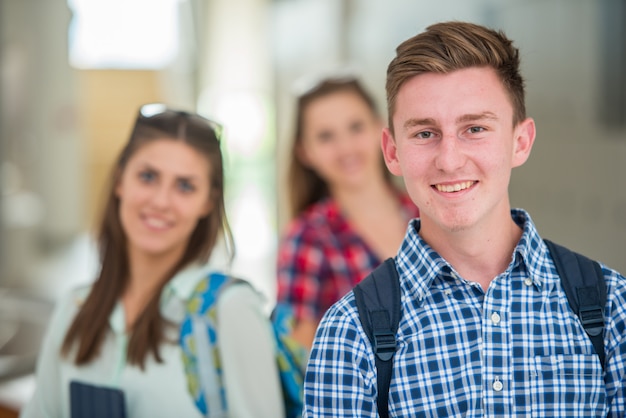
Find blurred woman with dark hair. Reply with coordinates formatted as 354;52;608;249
21;104;284;418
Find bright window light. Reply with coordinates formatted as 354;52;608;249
67;0;181;69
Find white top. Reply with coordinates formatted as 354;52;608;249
19;263;285;418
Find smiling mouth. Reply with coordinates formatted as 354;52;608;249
143;215;171;230
434;181;476;193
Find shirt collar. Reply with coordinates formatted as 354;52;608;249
161;262;217;324
395;208;555;300
510;208;557;289
396;220;454;302
162;262;214;302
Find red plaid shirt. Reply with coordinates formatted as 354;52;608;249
276;194;419;322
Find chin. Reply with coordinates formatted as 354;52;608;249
136;247;169;258
445;223;471;233
132;238;178;258
432;211;475;233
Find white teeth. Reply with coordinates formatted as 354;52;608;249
145;217;168;228
435;181;474;193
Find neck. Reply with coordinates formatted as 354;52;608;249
121;247;185;330
331;177;410;261
332;176;397;213
125;246;184;297
419;207;521;291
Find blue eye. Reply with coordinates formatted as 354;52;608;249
139;170;157;183
177;179;195;193
417;131;434;139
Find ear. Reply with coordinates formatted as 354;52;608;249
381;127;402;176
511;117;536;168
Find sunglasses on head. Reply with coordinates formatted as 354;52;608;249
135;103;224;142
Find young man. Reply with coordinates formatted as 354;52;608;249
303;21;626;417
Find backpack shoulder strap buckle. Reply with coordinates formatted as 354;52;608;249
578;305;604;337
371;309;397;361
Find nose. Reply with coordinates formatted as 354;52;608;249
150;183;172;209
336;132;354;153
336;130;364;156
434;133;466;172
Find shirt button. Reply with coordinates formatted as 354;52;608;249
524;277;533;286
492;377;503;392
490;312;501;325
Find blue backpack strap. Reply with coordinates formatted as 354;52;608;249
354;258;401;418
544;239;607;370
180;272;244;417
271;303;308;418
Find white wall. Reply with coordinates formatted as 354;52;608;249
271;0;626;272
1;0;624;296
1;0;84;287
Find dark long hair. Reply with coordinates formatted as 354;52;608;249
61;105;234;369
287;77;390;218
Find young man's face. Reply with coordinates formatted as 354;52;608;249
382;66;535;235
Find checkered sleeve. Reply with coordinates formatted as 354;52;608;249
607;369;626;417
303;292;378;417
603;266;626;417
277;221;326;322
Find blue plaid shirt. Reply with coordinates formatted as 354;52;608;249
304;209;626;417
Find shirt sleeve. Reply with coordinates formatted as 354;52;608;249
603;268;626;417
19;291;79;418
216;283;285;418
276;223;326;322
303;293;377;417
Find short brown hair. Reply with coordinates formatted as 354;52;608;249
386;21;526;133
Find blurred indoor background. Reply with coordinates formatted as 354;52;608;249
1;0;625;413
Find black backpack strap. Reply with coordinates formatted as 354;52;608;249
544;239;607;370
354;258;401;418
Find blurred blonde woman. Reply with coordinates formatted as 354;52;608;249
277;77;419;348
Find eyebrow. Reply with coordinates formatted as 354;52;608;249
456;111;499;123
403;118;435;130
139;162;201;182
402;112;499;130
